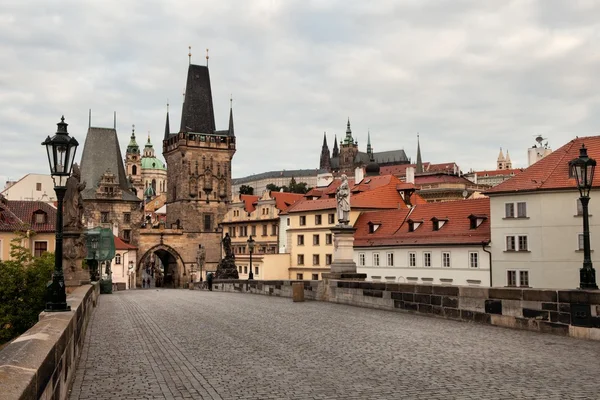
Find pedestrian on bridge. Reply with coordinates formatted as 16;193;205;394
207;272;213;291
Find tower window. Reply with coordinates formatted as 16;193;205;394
132;165;137;175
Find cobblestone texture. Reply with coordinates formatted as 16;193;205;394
69;290;600;399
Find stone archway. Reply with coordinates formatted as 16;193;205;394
138;244;186;288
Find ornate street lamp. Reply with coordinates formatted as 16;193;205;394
247;235;255;280
569;144;598;290
42;116;79;311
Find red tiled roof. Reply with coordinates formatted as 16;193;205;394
486;136;600;194
379;162;458;176
0;200;57;233
472;168;524;177
270;191;304;212
285;175;408;213
240;194;259;213
428;162;459;173
414;174;474;185
354;198;490;247
114;235;137;250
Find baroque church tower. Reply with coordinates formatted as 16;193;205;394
162;63;236;232
338;118;359;175
125;126;143;197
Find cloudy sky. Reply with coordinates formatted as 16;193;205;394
2;0;600;185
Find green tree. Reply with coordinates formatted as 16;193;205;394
0;232;54;344
266;183;281;192
239;185;254;195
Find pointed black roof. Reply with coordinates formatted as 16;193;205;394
164;110;170;140
80;127;139;201
416;135;423;173
332;134;339;158
180;64;216;134
228;105;235;136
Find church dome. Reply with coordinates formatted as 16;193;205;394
144;185;155;198
365;160;380;176
141;157;166;171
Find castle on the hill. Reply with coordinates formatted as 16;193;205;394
319;119;410;175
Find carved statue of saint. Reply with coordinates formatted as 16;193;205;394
336;174;351;225
64;163;86;230
197;244;206;270
222;232;233;259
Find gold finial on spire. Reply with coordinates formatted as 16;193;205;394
132;124;135;133
188;46;192;65
206;48;209;66
148;130;151;143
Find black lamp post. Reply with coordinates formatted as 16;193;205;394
247;235;255;280
569;144;598;290
42;116;79;311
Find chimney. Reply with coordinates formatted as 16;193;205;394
355;167;364;184
406;167;415;184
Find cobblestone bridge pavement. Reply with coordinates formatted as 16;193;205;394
70;289;600;400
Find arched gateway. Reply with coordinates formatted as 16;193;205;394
137;244;185;288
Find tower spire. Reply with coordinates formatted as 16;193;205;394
164;102;170;141
366;130;372;157
228;95;234;136
416;133;423;174
319;132;331;170
332;134;339;158
206;48;209;66
188;46;192;65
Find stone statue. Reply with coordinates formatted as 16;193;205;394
222;233;233;259
197;244;206;270
64;163;86;230
336;174;351;225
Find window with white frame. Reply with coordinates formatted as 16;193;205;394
408;252;416;267
577;198;584;216
358;253;365;266
517;202;527;218
115;254;121;264
373;253;380;267
469;252;479;268
442;252;451;268
505;203;515;218
423;252;431;267
386;252;394;267
506;235;528;251
507;270;530;287
578;233;585;250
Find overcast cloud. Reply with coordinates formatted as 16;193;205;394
1;0;600;184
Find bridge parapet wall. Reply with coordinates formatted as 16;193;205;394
212;279;600;341
0;283;100;400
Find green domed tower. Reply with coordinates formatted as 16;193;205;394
125;125;143;197
141;133;167;198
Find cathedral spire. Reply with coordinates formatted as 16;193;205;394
332;134;339;158
416;134;423;174
366;130;373;157
319;132;331;170
344;118;354;145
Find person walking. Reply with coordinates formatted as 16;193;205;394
206;272;213;291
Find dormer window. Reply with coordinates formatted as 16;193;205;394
368;221;381;234
468;214;488;229
33;211;47;224
431;217;448;231
407;219;423;232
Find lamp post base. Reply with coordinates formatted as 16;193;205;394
45;273;71;312
580;267;599;290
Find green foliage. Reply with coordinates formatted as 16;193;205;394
266;179;310;194
239;185;254;195
0;232;54;344
266;183;281;192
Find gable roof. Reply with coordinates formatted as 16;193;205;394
0;200;57;233
240;194;260;213
270;191;304;212
80;127;139;202
114;235;137;250
486;136;600;195
283;175;409;213
354;198;490;247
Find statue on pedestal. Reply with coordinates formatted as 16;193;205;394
336;174;351;225
64;164;86;230
215;233;239;279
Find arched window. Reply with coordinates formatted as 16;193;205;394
152;179;157;193
132;165;137;175
115;254;121;264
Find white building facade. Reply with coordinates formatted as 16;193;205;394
2;174;57;202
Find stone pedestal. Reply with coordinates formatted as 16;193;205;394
292;282;305;302
324;225;366;281
215;256;239;279
63;229;90;290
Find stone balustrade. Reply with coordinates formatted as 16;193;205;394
0;283;100;400
212;279;600;341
